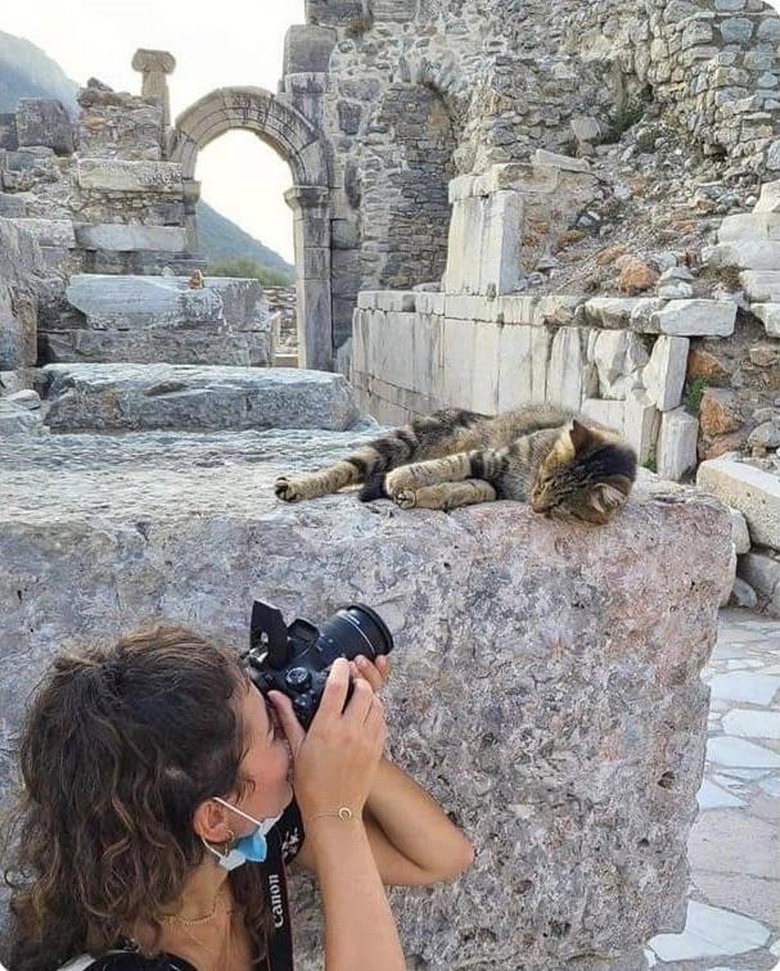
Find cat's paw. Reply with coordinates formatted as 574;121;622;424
392;488;417;510
275;476;302;502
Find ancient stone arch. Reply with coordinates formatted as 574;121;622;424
169;87;333;370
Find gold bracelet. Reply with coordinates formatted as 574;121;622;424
310;806;355;822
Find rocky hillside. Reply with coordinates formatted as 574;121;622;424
0;31;78;115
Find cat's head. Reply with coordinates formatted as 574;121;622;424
530;419;637;525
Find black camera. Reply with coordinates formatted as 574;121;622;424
243;600;394;727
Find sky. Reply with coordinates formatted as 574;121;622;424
2;0;306;263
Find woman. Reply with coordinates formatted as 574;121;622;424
4;624;474;971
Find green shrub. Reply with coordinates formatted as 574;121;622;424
684;376;709;416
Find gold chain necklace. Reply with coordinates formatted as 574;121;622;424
159;884;233;927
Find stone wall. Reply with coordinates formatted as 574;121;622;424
282;0;780;345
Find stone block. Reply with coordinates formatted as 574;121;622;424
581;398;625;431
703;240;780;271
548;327;584;411
718;212;780;241
737;552;780;606
657;408;699;481
65;275;269;333
284;24;337;75
0;398;46;435
697;457;780;550
74;224;188;252
497;324;549;410
728;508;751;554
438;318;476;408
471;321;501;414
16;99;73;155
653;300;736;337
0;113;18;151
497;294;536;325
624;389;661;467
0;429;733;969
415;292;445;316
444;294;502;322
532;148;592;173
77;158;183;194
10;218;76;248
643;336;689;412
750;303;780;337
754;180;780;212
740;270;780;302
591;331;649;400
38;363;360;433
444;189;523;295
0;192;27;217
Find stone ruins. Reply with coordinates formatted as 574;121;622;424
1;1;780;968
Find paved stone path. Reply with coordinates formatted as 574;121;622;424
645;608;780;970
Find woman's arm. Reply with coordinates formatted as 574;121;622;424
295;655;475;887
270;661;405;971
362;756;475;885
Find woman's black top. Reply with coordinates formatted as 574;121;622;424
73;799;305;971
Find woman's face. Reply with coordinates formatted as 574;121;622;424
230;682;293;829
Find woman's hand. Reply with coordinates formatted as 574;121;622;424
348;654;391;693
269;657;386;822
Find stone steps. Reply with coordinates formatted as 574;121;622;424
36;362;360;433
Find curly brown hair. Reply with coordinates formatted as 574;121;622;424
4;624;270;971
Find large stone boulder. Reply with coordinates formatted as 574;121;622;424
0;431;732;970
43;275;275;367
36;363;361;432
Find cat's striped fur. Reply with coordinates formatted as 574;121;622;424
275;405;637;524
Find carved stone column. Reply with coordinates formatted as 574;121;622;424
285;185;333;372
132;49;176;127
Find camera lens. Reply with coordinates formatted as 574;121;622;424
316;604;394;666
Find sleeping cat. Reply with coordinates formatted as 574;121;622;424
275;405;637;524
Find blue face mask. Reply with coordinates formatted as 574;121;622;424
201;796;283;871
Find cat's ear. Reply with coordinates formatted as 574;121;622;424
590;481;629;518
569;419;596;455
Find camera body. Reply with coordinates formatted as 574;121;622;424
243;600;394;727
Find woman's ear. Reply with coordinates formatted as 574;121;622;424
192;797;233;843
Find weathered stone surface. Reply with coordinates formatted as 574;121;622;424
66;274;269;331
15;99;73;155
36;364;361;433
697;457;780;550
0;217;43;369
699;388;742;437
0;432;732;968
74;224;188;252
750;302;780;337
653;301;737;337
76;159;183;194
643;336;689;412
657;408;699;481
737;551;780;615
704;240;780;271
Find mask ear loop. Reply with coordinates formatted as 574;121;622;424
201;829;246;871
213;795;280;835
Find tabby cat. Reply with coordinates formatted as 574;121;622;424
275;405;637;524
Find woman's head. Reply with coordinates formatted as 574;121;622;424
6;624;262;966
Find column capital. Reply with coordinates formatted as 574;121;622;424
285;185;330;211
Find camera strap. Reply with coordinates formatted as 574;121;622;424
263;826;295;971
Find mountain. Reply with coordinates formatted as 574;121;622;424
0;31;292;280
0;31;79;116
197;201;294;278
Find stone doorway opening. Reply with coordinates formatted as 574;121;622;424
170;87;333;370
